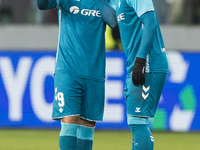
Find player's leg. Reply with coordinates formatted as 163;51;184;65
52;73;84;150
125;73;167;150
124;74;154;150
59;116;80;150
76;79;105;150
128;116;154;150
76;119;96;150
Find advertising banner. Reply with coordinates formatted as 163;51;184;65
0;50;200;131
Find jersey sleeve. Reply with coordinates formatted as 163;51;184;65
95;0;117;28
108;0;116;10
126;0;154;17
136;11;157;59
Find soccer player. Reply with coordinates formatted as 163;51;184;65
116;0;168;149
37;0;117;150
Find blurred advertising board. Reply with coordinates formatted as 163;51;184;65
0;50;200;131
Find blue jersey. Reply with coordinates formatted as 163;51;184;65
116;0;168;74
54;0;106;81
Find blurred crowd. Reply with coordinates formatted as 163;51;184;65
0;0;200;50
1;0;200;25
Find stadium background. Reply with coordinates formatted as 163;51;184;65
1;0;200;149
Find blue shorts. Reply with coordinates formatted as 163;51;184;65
124;72;167;118
52;73;105;121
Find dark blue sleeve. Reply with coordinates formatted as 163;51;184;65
37;0;57;10
136;11;157;59
95;0;117;28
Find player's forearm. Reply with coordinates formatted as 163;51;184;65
136;11;157;59
95;0;117;28
37;0;57;10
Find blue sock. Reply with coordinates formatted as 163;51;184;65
59;123;78;150
76;125;95;150
129;124;154;150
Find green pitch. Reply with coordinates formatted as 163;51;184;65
0;129;200;150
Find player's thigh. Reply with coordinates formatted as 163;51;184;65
125;73;167;117
146;73;167;116
80;118;96;127
52;73;83;120
61;115;81;124
81;79;105;122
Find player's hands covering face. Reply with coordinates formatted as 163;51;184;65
132;57;146;86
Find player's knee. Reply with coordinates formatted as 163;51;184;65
60;123;78;136
77;125;95;141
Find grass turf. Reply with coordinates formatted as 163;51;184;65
0;129;200;150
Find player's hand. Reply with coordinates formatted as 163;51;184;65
132;57;146;86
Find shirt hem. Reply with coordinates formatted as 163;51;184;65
54;70;105;82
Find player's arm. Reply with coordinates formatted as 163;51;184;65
132;11;157;86
136;11;157;59
95;0;117;28
37;0;57;10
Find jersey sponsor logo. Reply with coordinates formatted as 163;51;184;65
70;6;80;14
69;6;101;17
81;9;101;17
117;13;125;23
